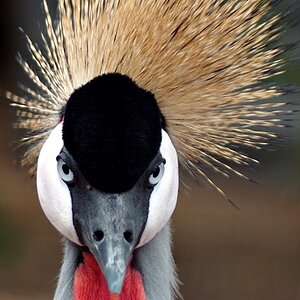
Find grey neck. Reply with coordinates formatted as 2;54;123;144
54;222;179;300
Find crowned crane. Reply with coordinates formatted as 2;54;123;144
6;0;294;299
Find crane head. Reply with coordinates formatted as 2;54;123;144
36;73;179;294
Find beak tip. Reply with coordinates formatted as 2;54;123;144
105;272;125;295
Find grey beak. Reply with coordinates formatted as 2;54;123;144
82;222;134;294
93;237;128;294
72;190;149;295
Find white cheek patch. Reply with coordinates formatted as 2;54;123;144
138;130;179;247
36;123;81;245
37;126;178;248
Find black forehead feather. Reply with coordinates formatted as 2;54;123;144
62;73;162;193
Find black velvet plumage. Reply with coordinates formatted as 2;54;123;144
63;73;162;193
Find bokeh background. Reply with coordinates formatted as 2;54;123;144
0;1;299;299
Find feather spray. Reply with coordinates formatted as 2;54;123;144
6;0;292;197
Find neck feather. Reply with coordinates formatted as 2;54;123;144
54;223;178;300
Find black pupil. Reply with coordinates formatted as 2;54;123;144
152;166;160;178
62;163;70;175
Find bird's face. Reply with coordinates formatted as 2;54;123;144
36;74;179;294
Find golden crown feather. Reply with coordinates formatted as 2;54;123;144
6;0;291;198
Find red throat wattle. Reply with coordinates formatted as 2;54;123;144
74;252;146;300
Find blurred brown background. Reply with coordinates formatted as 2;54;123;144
0;1;299;299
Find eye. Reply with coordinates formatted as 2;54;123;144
57;157;74;184
149;161;165;186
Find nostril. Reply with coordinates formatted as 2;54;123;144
123;231;133;243
93;230;104;242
